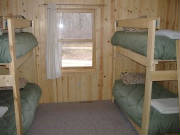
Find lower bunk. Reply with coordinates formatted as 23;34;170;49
0;83;41;135
113;80;179;135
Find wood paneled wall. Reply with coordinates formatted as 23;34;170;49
0;0;179;103
35;0;113;103
113;0;180;94
0;0;113;103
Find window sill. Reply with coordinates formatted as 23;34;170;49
62;67;96;73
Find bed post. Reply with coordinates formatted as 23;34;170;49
112;21;118;103
112;46;116;103
176;40;180;121
140;20;156;135
7;18;22;135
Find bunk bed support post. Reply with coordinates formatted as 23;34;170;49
112;46;117;103
7;18;22;135
176;40;180;120
140;20;156;135
112;21;118;103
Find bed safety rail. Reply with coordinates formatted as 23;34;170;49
1;16;32;29
115;17;160;29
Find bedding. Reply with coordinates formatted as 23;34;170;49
120;27;147;32
156;30;180;39
0;28;2;36
120;72;145;84
0;32;38;63
151;98;179;114
113;80;179;134
111;31;176;60
19;78;28;89
0;106;8;118
0;83;41;135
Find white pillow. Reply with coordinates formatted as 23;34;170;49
0;106;8;118
156;29;180;39
151;98;179;114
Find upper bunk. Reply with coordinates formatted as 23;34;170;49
0;16;38;69
111;17;180;66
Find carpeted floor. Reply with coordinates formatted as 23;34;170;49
26;101;138;135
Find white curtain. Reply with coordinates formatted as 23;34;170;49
46;3;62;79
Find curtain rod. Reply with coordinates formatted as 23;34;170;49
39;3;105;7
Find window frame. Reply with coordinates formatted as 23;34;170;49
57;9;96;71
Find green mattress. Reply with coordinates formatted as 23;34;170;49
0;32;38;63
113;80;179;134
111;31;176;60
0;83;41;135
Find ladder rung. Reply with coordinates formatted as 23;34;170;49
0;75;14;87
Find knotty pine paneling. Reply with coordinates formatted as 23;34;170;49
0;0;112;103
1;0;179;102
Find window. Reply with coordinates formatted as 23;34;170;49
57;9;95;68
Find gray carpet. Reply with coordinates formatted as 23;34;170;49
26;101;138;135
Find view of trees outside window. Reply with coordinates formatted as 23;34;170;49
58;12;94;67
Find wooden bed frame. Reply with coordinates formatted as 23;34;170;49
0;17;34;135
0;50;34;69
112;18;180;135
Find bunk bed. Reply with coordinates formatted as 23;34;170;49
111;18;180;135
0;16;41;135
0;17;38;68
0;83;41;135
